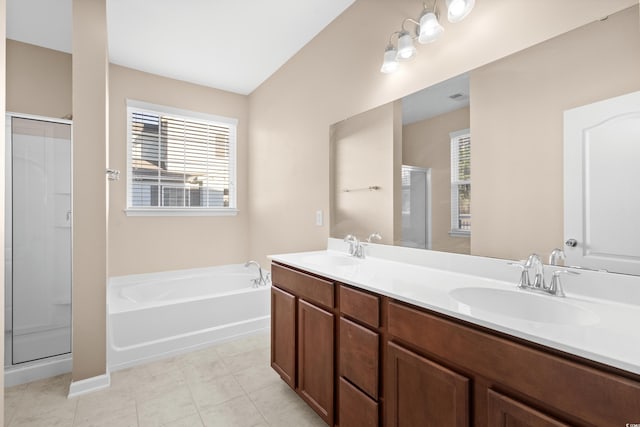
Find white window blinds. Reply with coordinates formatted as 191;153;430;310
450;129;471;234
126;101;237;215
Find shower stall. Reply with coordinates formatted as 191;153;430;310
4;114;72;385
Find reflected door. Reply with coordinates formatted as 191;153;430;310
10;117;72;364
564;90;640;274
401;166;431;249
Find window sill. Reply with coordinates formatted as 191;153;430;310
124;208;238;217
449;230;470;237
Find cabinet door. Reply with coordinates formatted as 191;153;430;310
386;341;469;427
487;389;570;427
271;286;296;388
339;377;378;427
298;299;334;424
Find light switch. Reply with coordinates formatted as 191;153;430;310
315;210;323;226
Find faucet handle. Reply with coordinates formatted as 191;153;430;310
548;269;579;297
508;261;530;288
367;233;382;243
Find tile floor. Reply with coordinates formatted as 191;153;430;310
4;331;325;427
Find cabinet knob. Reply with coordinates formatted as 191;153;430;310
565;238;578;247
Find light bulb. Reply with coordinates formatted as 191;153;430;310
380;46;399;74
418;12;444;44
446;0;475;23
396;32;416;60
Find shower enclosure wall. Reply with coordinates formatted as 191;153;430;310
4;115;72;383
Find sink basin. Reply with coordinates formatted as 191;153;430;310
302;253;362;268
449;287;599;326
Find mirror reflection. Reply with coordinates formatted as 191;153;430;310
330;4;640;274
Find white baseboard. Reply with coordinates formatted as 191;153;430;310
67;372;111;399
4;355;72;387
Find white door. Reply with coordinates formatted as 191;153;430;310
564;90;640;274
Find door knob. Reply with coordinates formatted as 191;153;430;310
565;238;578;247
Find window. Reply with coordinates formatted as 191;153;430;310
450;129;471;235
126;100;237;216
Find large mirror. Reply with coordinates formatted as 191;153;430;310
330;4;640;275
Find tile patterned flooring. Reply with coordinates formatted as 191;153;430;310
4;331;325;427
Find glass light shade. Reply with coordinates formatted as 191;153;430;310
396;32;416;60
380;46;399;73
446;0;475;23
418;12;444;44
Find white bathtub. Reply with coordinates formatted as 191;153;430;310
108;264;270;371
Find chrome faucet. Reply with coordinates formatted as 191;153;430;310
245;260;267;287
509;253;579;297
344;234;360;256
549;248;566;266
525;253;545;288
344;234;370;258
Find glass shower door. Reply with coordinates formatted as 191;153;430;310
10;117;72;364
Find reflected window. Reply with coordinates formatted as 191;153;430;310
450;129;471;235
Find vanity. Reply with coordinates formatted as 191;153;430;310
269;241;640;427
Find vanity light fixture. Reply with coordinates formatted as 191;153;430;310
380;0;474;73
380;43;400;73
397;31;417;60
446;0;475;23
418;11;445;44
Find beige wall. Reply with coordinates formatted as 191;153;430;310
331;102;400;244
403;107;470;254
470;5;640;261
6;40;72;118
71;0;108;381
108;65;250;276
248;0;636;266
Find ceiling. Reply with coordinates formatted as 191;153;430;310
6;0;355;95
402;73;470;125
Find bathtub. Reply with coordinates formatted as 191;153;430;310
108;264;270;371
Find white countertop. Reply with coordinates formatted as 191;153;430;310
269;243;640;377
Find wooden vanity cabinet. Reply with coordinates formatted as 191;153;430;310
271;262;640;427
338;285;381;427
271;263;335;425
386;300;640;427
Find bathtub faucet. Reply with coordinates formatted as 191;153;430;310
245;260;268;287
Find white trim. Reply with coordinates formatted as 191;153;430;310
4;355;72;387
124;208;238;217
67;372;111;399
126;99;238;127
6;111;72;125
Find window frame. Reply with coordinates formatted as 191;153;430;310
124;100;238;217
450;128;471;236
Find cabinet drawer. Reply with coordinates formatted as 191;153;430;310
272;263;334;309
339;284;380;328
340;317;379;399
339;377;379;427
387;300;640;426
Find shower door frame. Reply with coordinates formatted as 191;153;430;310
5;112;73;367
401;165;432;250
